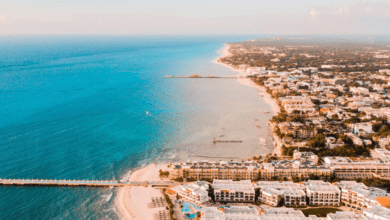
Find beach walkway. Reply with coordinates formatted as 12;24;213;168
0;178;178;188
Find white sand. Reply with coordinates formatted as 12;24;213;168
115;163;173;220
115;44;282;219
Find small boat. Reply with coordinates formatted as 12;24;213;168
146;111;149;115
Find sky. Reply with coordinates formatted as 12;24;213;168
0;0;389;35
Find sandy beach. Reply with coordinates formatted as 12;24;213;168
115;43;281;220
213;44;280;115
115;163;173;220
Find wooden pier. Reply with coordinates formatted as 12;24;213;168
0;178;178;188
164;75;242;79
212;137;243;143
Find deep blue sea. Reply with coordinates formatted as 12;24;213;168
0;35;268;219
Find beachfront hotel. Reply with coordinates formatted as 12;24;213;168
324;156;390;179
170;181;211;205
261;154;331;180
201;206;260;220
171;160;261;181
335;181;390;212
213;180;255;203
255;181;306;207
305;180;340;206
364;205;390;220
258;208;319;220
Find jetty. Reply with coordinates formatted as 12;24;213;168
213;137;243;143
0;178;178;188
164;74;241;79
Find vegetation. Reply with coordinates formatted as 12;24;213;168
300;208;342;217
162;188;177;220
159;169;170;177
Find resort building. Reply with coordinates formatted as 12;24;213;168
327;211;368;220
213;180;255;203
336;181;390;212
261;156;331;180
171;160;261;181
255;181;306;207
364;205;390;220
323;157;390;179
259;208;320;220
170;181;211;205
305;180;340;206
201;206;260;220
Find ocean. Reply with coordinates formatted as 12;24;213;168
0;35;273;219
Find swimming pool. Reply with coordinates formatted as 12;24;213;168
181;202;201;219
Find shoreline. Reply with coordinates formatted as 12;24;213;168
115;43;282;220
213;44;280;116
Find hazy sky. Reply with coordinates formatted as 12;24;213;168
1;0;389;35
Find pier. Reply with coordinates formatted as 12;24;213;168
0;178;178;188
164;75;242;79
213;137;243;143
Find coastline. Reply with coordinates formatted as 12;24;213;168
213;44;280;116
115;163;173;220
115;43;282;220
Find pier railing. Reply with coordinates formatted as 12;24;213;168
0;178;178;188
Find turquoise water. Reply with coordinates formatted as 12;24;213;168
181;202;201;212
0;35;269;219
181;202;201;219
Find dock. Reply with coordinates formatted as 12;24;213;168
213;137;243;143
164;75;242;79
0;178;178;188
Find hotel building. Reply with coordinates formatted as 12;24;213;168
324;157;390;179
201;206;260;220
255;181;306;207
364;205;390;220
305;180;340;206
171;160;261;181
335;181;390;212
261;154;330;180
170;181;211;205
213;180;255;203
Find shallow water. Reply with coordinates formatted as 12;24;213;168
0;35;271;219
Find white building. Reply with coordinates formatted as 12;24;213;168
336;181;390;212
327;211;368;220
364;205;390;220
256;181;306;207
324;156;390;179
305;180;340;206
170;181;211;204
259;208;320;220
371;148;390;160
213;180;255;203
201;206;260;220
350;123;373;136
